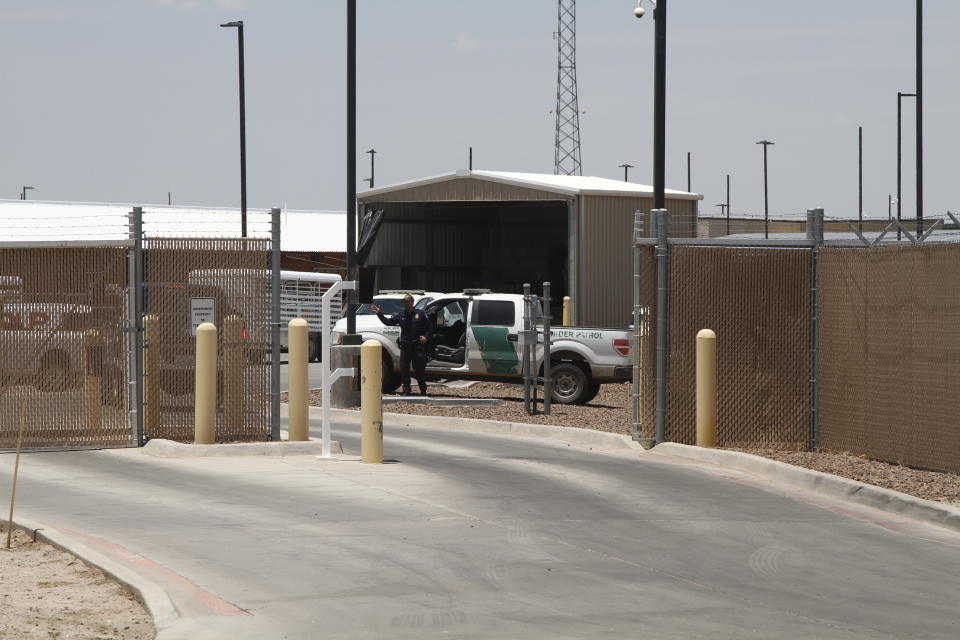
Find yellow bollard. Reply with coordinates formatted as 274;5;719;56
143;315;160;434
287;318;310;441
696;329;717;448
360;339;383;463
562;296;572;326
194;322;217;445
83;329;102;435
223;315;245;430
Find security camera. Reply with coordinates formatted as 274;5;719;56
634;6;645;18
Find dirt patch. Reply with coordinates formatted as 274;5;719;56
303;381;634;435
729;449;960;507
0;527;154;640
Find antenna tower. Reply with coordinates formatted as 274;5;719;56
554;0;582;175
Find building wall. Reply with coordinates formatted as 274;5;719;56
579;195;697;328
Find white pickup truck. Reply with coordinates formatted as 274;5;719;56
332;291;632;405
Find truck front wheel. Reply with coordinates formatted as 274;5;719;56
550;363;591;405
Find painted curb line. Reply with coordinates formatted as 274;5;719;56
142;438;343;458
2;515;179;636
649;443;960;534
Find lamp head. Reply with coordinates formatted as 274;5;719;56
220;21;242;28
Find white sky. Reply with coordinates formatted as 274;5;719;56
2;1;957;220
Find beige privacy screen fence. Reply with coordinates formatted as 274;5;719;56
639;217;960;474
0;247;133;450
818;244;960;474
665;246;811;449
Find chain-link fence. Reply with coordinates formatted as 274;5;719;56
635;209;960;473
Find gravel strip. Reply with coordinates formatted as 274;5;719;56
0;527;154;639
729;449;960;507
303;381;633;435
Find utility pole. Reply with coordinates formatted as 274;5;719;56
858;126;863;232
220;20;247;237
916;0;924;236
686;151;691;192
345;0;358;337
618;163;634;182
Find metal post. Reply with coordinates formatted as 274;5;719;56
270;207;281;441
542;281;552;415
522;283;532;414
345;0;358;337
143;314;160;435
220;21;247;237
686;151;691;193
469;146;473;171
619;163;633;182
916;0;923;237
726;174;731;236
897;92;915;240
653;0;667;210
858;126;863;233
132;206;145;445
631;209;643;443
757;140;774;239
807;207;824;451
364;149;376;188
653;208;669;444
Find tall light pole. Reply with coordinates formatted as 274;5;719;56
220;20;247;238
618;163;634;182
686;151;691;193
897;91;916;240
756;140;774;239
345;0;358;338
20;186;35;200
632;0;666;209
364;149;376;189
916;0;924;236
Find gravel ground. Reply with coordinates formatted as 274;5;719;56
306;381;634;435
0;527;154;639
298;380;960;507
729;449;960;507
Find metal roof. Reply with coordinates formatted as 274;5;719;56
360;169;703;201
0;200;346;251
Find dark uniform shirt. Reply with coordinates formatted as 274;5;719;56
377;308;432;343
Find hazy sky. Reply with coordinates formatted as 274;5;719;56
2;1;958;220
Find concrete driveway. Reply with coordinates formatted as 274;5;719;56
1;420;958;639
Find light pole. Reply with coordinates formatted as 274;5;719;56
345;0;358;338
364;149;376;189
897;91;916;240
686;151;691;192
756;140;774;239
20;186;35;200
618;163;634;182
916;0;923;236
220;20;247;238
633;0;666;210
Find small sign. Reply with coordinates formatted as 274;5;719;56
190;297;216;336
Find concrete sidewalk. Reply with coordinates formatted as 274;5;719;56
2;418;959;639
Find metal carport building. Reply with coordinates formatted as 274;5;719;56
357;170;702;327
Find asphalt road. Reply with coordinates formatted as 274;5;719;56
1;421;958;639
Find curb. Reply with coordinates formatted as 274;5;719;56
648;443;960;535
321;406;645;453
2;515;179;636
142;438;343;458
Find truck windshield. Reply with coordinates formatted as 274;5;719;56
357;298;405;316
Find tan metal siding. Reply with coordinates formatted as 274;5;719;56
358;178;567;203
580;195;698;327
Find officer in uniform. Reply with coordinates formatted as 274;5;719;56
371;294;432;396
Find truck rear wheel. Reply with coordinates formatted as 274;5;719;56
550;363;591;405
382;354;400;393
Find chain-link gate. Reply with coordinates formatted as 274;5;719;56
0;246;134;451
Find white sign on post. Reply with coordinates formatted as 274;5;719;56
190;297;216;336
